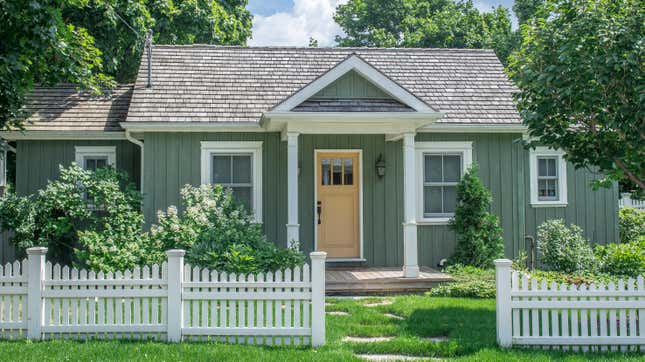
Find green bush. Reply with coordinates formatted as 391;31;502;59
619;207;645;243
0;164;155;271
151;184;305;274
595;240;645;277
427;280;496;298
536;219;596;273
449;164;504;268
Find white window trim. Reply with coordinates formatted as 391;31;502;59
415;142;473;225
530;147;568;208
200;141;263;222
74;146;116;169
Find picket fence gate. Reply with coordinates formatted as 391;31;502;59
495;259;644;351
0;247;326;346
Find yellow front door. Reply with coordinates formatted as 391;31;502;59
316;152;360;258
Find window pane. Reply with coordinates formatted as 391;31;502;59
547;180;557;198
321;159;331;185
232;155;252;184
538;179;548;197
84;156;108;171
424;186;442;214
425;155;442;182
538;158;547;176
343;158;353;185
547;158;557;177
95;158;107;169
443;186;457;213
212;156;231;183
332;159;342;185
231;186;252;210
443;155;461;182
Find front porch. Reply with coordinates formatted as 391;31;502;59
326;266;453;295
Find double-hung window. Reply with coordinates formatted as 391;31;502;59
201;141;263;222
530;147;567;207
75;146;116;171
416;142;472;224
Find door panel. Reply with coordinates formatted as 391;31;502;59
316;152;360;258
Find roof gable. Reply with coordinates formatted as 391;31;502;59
272;54;437;113
312;70;391;99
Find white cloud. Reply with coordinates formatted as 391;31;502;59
249;0;348;47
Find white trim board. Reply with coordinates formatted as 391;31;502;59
1;131;126;140
200;141;263;222
529;147;568;208
313;149;364;260
74;146;117;169
415;141;473;225
273;54;438;113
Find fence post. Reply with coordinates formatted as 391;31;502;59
494;259;513;348
621;192;632;208
310;251;326;347
26;247;47;340
166;249;185;342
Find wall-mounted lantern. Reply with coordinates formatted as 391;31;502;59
375;154;386;178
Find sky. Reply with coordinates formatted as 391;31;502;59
248;0;516;47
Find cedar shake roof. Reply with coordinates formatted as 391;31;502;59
127;46;520;125
20;85;132;131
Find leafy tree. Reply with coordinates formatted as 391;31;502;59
509;0;644;195
0;164;154;270
512;0;544;25
450;164;505;268
334;0;516;64
0;0;112;130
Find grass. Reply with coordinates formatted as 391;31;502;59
0;296;642;361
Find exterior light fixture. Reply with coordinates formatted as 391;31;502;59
375;154;386;178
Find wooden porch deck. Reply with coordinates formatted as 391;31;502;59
325;266;453;295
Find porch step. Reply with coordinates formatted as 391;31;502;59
325;266;453;295
326;259;368;268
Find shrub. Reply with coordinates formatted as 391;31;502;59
151;184;305;274
449;164;504;268
0;164;155;270
536;219;596;273
427;280;496;298
595;240;645;277
619;207;645;244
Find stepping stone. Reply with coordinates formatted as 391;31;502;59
343;336;394;343
355;354;440;361
423;337;449;343
364;300;393;307
383;313;404;320
327;311;350;316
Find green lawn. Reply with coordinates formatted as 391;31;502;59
0;296;641;361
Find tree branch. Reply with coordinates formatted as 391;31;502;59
614;159;645;190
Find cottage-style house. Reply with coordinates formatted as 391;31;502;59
0;46;618;277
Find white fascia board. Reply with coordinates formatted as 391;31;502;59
0;131;126;140
121;122;264;132
272;55;437;113
420;123;527;133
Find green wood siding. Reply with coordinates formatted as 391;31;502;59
312;70;391;99
15;140;140;196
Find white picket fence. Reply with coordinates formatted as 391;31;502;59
620;193;645;210
0;247;326;345
495;259;644;351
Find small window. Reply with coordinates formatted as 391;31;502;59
423;154;462;217
321;157;354;186
74;146;116;171
530;147;567;207
201;141;263;222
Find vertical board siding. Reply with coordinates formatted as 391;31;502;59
312;70;390;99
15;140;140;196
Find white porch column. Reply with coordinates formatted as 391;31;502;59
402;132;419;278
286;131;300;249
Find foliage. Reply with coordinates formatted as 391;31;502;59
151;184;305;274
527;269;624;286
0;164;153;270
536;219;596;273
334;0;516;64
427;280;496;298
509;0;645;195
619;207;645;244
449;164;505;268
0;0;112;130
595;240;645;277
512;0;544;25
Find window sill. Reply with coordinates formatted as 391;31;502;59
530;202;568;208
417;218;452;226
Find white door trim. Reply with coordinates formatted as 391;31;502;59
313;149;364;261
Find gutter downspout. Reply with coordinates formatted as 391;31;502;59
125;130;144;194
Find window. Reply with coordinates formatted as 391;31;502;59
530;147;567;207
416;142;472;224
74;146;116;170
201;141;263;222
